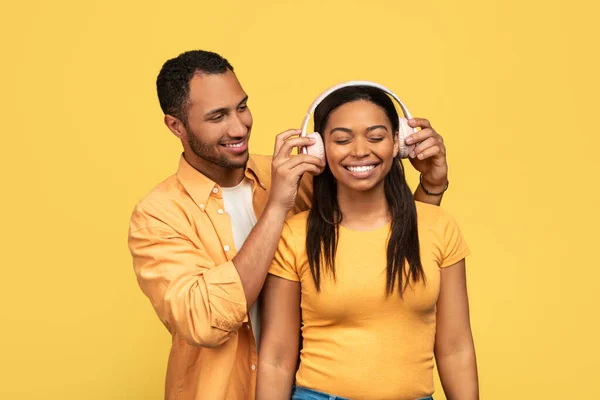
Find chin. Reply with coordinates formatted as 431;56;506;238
336;180;377;193
353;183;379;192
226;153;250;168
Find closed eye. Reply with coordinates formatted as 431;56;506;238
209;114;225;122
334;139;352;145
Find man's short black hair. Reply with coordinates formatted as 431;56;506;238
156;50;234;121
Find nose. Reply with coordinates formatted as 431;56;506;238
229;112;248;138
351;136;370;158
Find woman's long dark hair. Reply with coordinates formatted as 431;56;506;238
306;86;424;296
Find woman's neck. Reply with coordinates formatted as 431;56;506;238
337;182;390;231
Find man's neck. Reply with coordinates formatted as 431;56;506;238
183;151;246;188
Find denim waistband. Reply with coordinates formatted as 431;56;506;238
291;385;433;400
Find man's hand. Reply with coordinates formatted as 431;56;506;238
268;129;325;213
405;118;448;192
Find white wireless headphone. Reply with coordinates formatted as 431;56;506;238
299;80;417;163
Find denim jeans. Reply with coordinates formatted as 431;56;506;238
291;385;433;400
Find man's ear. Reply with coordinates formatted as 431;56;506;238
164;114;187;140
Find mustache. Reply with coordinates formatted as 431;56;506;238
218;133;250;145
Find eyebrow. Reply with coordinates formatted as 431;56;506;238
366;125;388;133
329;125;388;135
204;95;249;117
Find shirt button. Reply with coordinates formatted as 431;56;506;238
199;204;205;211
224;245;231;252
217;209;224;214
251;364;256;371
212;187;219;194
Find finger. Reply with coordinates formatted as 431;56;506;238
415;145;442;160
407;118;432;130
275;137;317;160
410;136;446;159
408;137;437;158
281;154;325;170
291;163;322;177
273;129;302;156
405;128;438;145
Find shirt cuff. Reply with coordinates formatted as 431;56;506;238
203;261;248;331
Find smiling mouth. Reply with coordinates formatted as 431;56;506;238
222;141;244;148
345;165;377;173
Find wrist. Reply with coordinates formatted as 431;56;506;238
264;201;290;220
420;174;449;196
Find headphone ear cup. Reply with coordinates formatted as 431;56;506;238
397;117;416;159
304;132;326;173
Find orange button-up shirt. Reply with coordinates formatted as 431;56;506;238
128;155;312;400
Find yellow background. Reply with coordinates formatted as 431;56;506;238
1;0;598;398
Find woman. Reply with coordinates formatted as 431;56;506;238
257;86;479;400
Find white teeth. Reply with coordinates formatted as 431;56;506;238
225;142;244;148
347;165;376;173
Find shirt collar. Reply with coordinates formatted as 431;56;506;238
176;154;267;207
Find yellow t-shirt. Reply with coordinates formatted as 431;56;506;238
268;201;470;400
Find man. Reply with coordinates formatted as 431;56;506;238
128;50;450;400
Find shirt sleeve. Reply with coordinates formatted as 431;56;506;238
268;222;300;282
439;212;471;268
128;206;247;348
293;173;314;214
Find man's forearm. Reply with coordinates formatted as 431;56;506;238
232;204;288;309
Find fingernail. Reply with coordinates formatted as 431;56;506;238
418;153;425;159
410;151;416;158
405;136;414;144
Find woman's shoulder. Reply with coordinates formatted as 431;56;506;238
415;201;460;228
284;210;310;235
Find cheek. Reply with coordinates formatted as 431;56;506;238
241;110;253;127
324;144;344;167
377;141;397;161
187;121;223;145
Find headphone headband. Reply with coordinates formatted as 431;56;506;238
300;80;414;136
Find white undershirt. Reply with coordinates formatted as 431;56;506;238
221;178;261;345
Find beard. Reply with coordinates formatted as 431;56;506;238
186;127;249;170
